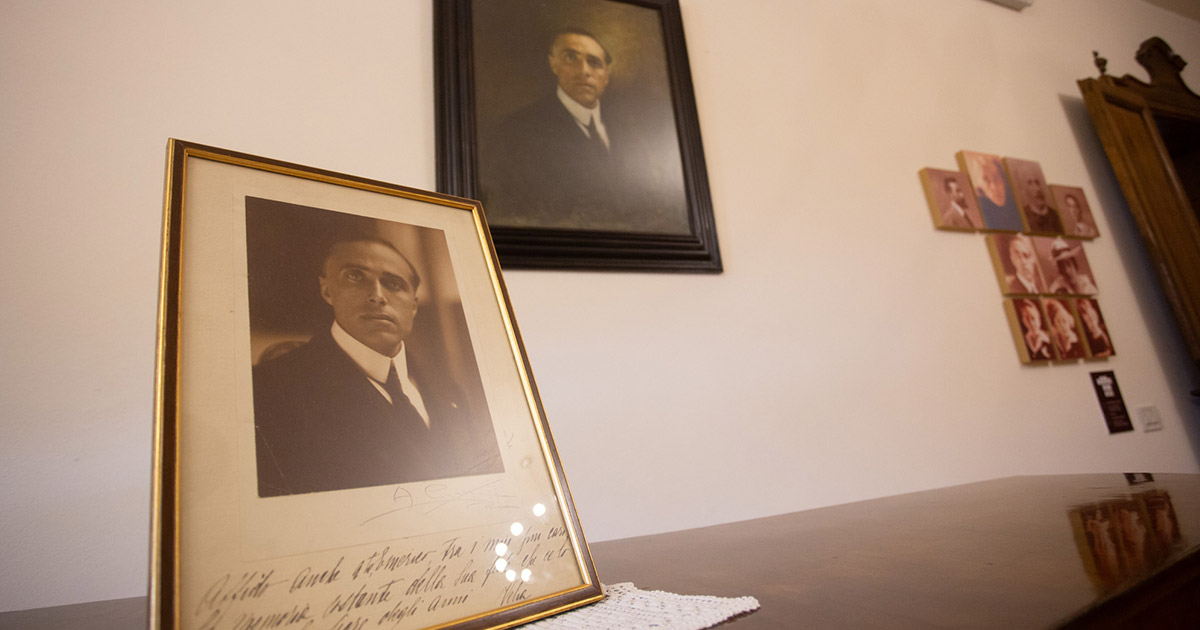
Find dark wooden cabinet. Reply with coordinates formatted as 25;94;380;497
1078;38;1200;391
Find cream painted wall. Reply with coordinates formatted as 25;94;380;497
2;0;1199;613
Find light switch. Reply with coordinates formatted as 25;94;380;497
1137;405;1163;432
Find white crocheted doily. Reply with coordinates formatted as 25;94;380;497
525;582;759;630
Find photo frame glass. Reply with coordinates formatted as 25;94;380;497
152;140;602;630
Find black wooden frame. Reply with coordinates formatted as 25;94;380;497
434;0;721;272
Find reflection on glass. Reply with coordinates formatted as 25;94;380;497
511;522;525;536
521;569;532;582
495;558;508;572
1068;491;1186;595
505;569;517;582
495;542;508;556
533;503;547;517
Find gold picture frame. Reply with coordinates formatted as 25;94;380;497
150;139;603;629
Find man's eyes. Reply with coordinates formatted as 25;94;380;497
345;269;366;282
381;278;410;292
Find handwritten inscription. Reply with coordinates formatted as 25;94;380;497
191;521;575;629
360;480;517;525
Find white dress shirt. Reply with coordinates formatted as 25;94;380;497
330;322;430;427
557;86;610;150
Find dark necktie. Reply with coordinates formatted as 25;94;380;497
383;363;425;428
586;115;608;156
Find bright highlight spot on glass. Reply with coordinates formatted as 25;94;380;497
505;569;517;582
495;558;507;572
521;569;532;582
532;503;546;517
511;522;524;536
495;542;508;556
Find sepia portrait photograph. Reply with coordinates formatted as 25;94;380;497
1075;298;1115;359
245;197;503;497
1044;297;1086;360
987;233;1048;295
1003;298;1054;363
1004;157;1063;235
1050;185;1100;239
957;150;1024;232
1033;235;1099;296
920;167;984;231
435;0;720;271
153;141;604;630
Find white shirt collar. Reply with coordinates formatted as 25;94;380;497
557;86;609;149
331;320;402;384
329;321;430;425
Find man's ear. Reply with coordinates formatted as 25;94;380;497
318;275;333;306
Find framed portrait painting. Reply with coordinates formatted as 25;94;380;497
986;233;1048;296
434;0;721;272
151;140;603;629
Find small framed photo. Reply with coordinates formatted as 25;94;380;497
1074;297;1115;358
151;140;603;629
919;167;984;231
434;0;720;271
1043;297;1087;360
986;233;1048;295
957;150;1024;232
1004;157;1063;235
1141;490;1182;550
1003;298;1055;363
1050;185;1100;239
1033;235;1099;296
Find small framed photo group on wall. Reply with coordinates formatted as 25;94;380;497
920;153;1100;238
1004;297;1114;364
919;150;1113;366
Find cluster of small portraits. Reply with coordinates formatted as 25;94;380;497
919;151;1113;365
1070;491;1183;593
1005;296;1113;363
920;153;1100;237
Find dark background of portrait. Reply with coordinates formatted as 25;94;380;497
243;197;490;424
470;0;690;235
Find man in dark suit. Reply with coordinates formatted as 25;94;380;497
252;237;503;497
481;28;660;232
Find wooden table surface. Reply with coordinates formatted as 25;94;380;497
587;473;1200;629
4;473;1198;629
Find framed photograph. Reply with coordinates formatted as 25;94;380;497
1003;298;1054;363
151;139;603;629
1003;157;1063;235
919;167;984;231
1033;235;1098;296
1043;297;1087;360
434;0;721;272
1074;297;1115;358
956;150;1023;232
1049;185;1100;239
986;233;1048;295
